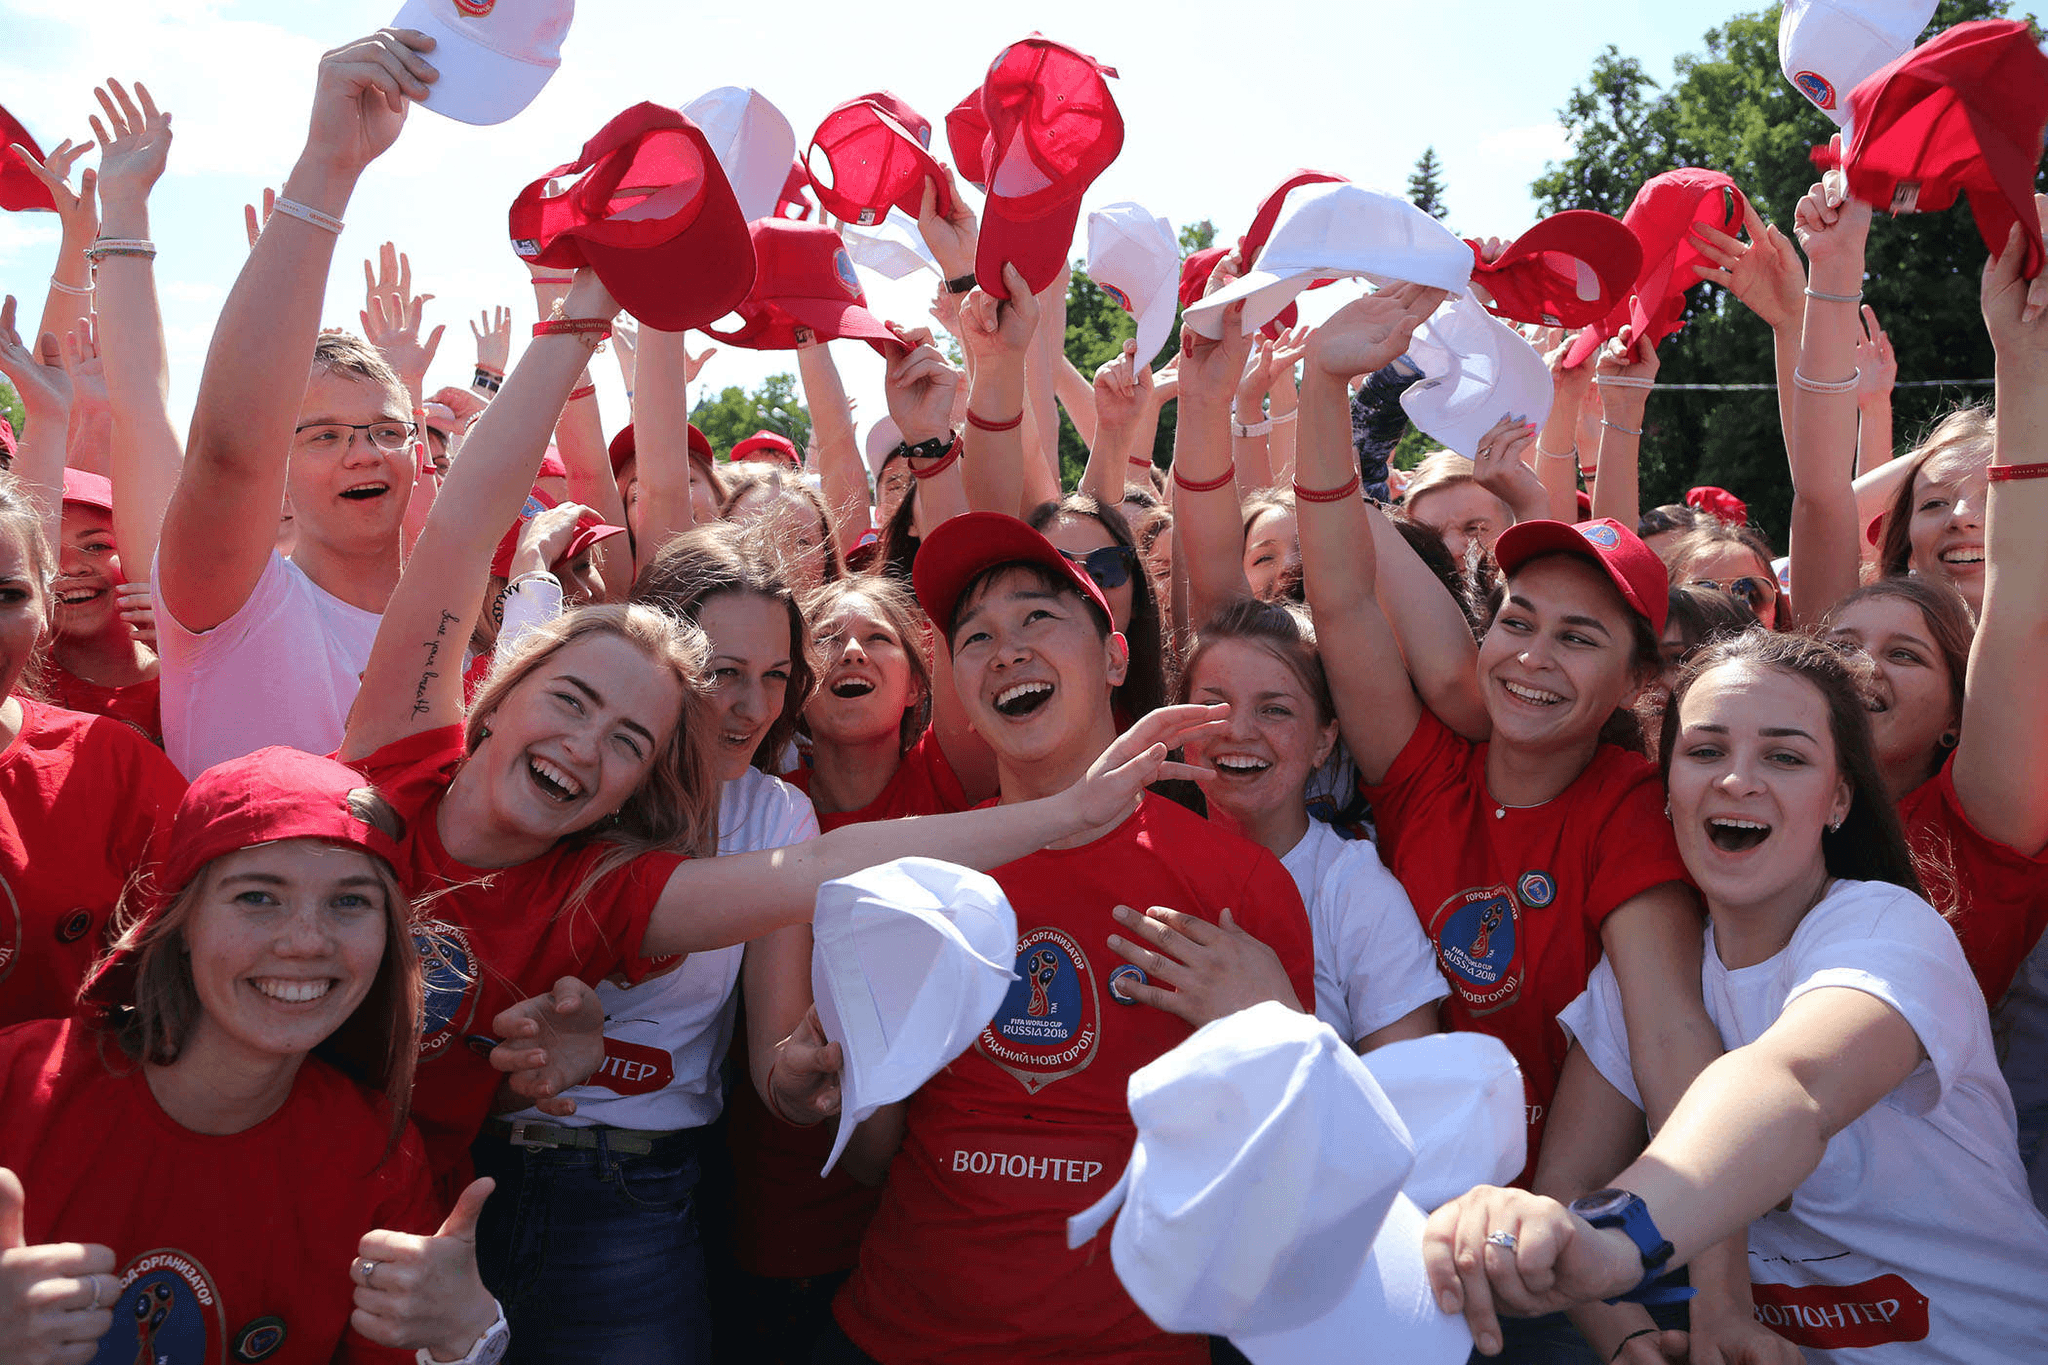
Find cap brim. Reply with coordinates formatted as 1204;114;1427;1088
1233;1196;1470;1365
913;511;1113;641
395;0;558;127
1493;519;1662;632
977;192;1086;299
1133;273;1179;367
1181;267;1331;340
778;296;903;354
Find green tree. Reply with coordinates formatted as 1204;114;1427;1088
1531;0;2016;544
689;372;810;457
0;379;23;453
1408;147;1450;222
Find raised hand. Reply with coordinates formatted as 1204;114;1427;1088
1791;179;1872;272
58;316;109;420
1177;300;1256;408
881;323;962;444
1306;283;1445;381
915;165;979;280
1469;413;1546;519
88;79;172;204
1854;304;1896;406
0;296;71;421
1067;703;1231;830
1093;340;1153;429
302;28;438;177
116;581;156;648
506;501;594;582
488;977;606;1116
956;264;1039;370
243;187;277;250
8;138;96;243
0;1167;120;1365
1105;905;1302;1026
360;242;443;400
768;1005;844;1125
351;1177;502;1360
1984;219;2048;365
684;342;717;384
1690;201;1805;332
469;306;511;377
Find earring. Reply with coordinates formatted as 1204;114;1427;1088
1827;818;1843;833
478;725;492;739
1938;731;1959;750
1663;801;1671;819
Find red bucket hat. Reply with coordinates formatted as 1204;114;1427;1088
1471;210;1644;330
913;511;1114;642
1493;517;1669;635
1838;18;2048;279
509;102;755;331
79;748;408;1014
610;422;715;478
806;94;953;228
975;36;1124;299
490;486;627;580
1565;169;1745;368
703;219;899;354
730;430;801;467
1;104;55;213
946;89;992;190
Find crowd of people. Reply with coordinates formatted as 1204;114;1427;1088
0;5;2045;1363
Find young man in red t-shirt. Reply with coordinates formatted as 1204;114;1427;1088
825;513;1316;1365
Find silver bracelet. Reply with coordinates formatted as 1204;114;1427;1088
270;196;345;234
1593;374;1654;389
1602;419;1644;437
1269;408;1298;426
1537;443;1577;461
48;275;94;297
1791;369;1860;394
1803;285;1863;304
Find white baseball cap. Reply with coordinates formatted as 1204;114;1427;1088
1065;1003;1473;1365
682;87;797;223
391;0;572;127
1183;182;1473;340
841;207;941;281
864;416;903;480
1779;0;1936;135
811;858;1018;1175
1362;1032;1526;1211
1086;202;1180;366
1399;295;1554;460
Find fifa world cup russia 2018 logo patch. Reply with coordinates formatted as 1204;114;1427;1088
454;0;496;16
979;926;1101;1093
1793;71;1836;111
1430;886;1524;1016
90;1249;226;1365
1100;282;1133;313
834;249;862;299
1579;522;1620;549
413;920;481;1057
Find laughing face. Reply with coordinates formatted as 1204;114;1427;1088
949;567;1125;771
1242;505;1300;603
696;591;793;782
55;503;122;641
284;369;416;558
809;590;923;749
180;839;391;1066
1478;555;1648;753
1905;458;1987;612
1665;661;1849;915
1825;595;1958;780
1184;638;1336;835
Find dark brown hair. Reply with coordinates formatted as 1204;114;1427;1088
805;574;934;757
1026;494;1169;718
1178;595;1333;730
1825;575;1976;744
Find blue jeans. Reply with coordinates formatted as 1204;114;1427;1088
473;1127;711;1365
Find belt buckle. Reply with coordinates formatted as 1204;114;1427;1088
507;1118;561;1149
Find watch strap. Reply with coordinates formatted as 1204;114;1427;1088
415;1301;510;1365
942;272;978;295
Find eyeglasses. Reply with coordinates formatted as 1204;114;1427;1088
1690;576;1776;615
1060;545;1141;591
293;420;420;454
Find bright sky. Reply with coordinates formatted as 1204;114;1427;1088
3;0;2040;453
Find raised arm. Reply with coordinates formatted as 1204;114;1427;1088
1588;327;1657;530
630;323;698;578
1078;340;1149;507
799;338;872;551
1053;350;1098;448
955;264;1036;516
1535;332;1593;524
0;297;71;556
11;136;97;352
1171;301;1257;624
162;29;437;632
1021;271;1068;508
1951;225;2048;856
84;80;182;572
1691;199;1806;463
1853;305;1898;477
340;271;615;759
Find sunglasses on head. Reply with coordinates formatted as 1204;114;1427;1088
1060;545;1141;590
1690;577;1775;615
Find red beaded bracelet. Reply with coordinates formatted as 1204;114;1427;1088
1173;464;1236;494
566;383;596;402
1988;462;2048;482
530;275;575;286
533;317;612;340
1293;473;1361;504
966;409;1023;432
909;436;963;480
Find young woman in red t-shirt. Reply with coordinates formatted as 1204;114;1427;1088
45;471;162;742
0;745;507;1365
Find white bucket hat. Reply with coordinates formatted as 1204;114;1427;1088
1399;294;1554;459
1183;182;1473;340
811;858;1018;1175
682;87;798;224
1779;0;1936;137
1086;202;1180;365
391;0;572;127
841;207;941;280
1065;1003;1480;1365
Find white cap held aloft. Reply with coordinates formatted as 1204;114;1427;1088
811;859;1018;1176
1086;202;1180;366
391;0;572;127
1363;1031;1526;1211
841;207;941;281
1778;0;1936;135
1400;295;1554;460
1183;182;1473;340
682;87;798;223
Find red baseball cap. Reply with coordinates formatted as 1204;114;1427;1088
1685;485;1748;525
946;89;992;190
1492;517;1669;635
1564;169;1745;368
610;422;715;477
806;95;952;227
776;158;816;220
0;104;54;213
61;467;114;515
0;415;15;461
1840;18;2048;279
1242;170;1349;266
731;430;801;466
975;36;1124;299
537;448;569;481
1471;210;1644;330
509;102;756;331
703;219;900;354
490;486;628;580
913;511;1114;642
80;747;407;1015
1180;245;1299;339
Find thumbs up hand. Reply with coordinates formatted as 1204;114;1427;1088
0;1167;122;1364
349;1177;503;1360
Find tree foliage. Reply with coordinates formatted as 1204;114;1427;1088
1408;148;1450;223
0;379;23;449
1530;0;2016;544
689;372;811;457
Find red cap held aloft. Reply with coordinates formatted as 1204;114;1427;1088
1471;210;1643;330
946;89;992;190
509;103;755;331
1564;169;1746;368
702;219;899;355
490;486;628;580
807;94;952;228
914;511;1114;643
1492;517;1669;636
1179;246;1298;335
776;157;816;220
0;104;55;213
1242;170;1349;266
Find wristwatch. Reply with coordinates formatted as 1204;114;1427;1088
1566;1188;1693;1306
941;271;979;295
416;1301;510;1365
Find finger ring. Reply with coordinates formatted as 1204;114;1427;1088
1486;1230;1519;1251
357;1257;379;1286
85;1275;105;1310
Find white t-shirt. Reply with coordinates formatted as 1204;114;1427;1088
155;551;381;777
1560;879;2048;1362
514;766;820;1132
1279;820;1447;1046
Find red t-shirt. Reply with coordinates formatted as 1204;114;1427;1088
836;794;1315;1365
347;726;681;1185
43;666;163;744
784;729;970;832
0;698;185;1030
1360;710;1690;1176
729;728;972;1279
1897;757;2048;1005
0;1017;437;1365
